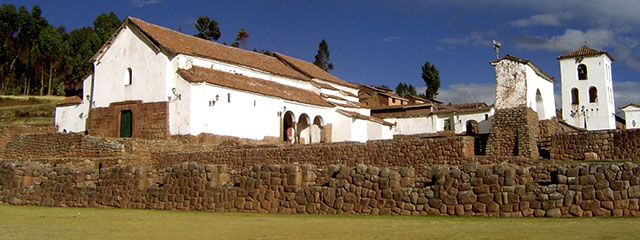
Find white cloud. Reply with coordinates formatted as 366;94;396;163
417;83;496;105
129;0;161;7
510;13;574;27
614;81;640;110
382;36;400;43
439;31;498;48
514;28;614;53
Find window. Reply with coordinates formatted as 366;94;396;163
571;88;579;105
484;114;489;120
392;98;396;103
126;68;132;85
227;93;231;103
444;118;452;130
589;87;598;103
577;64;587;80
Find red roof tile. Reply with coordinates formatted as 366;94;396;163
124;17;311;81
273;52;359;88
558;45;614;61
336;109;393;126
56;96;83;107
177;66;332;108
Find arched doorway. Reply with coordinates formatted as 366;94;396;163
310;116;324;144
283;111;295;144
536;89;545;119
297;114;311;144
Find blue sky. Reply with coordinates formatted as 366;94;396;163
7;0;640;109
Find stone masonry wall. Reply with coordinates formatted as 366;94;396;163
2;161;640;217
486;107;540;159
0;124;56;149
551;129;640;161
2;133;125;159
89;101;169;139
153;136;476;172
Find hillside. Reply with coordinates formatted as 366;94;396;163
0;95;64;126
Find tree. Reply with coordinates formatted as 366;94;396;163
93;12;121;43
421;61;440;100
34;25;65;95
193;16;220;41
313;39;333;71
395;82;417;97
231;28;249;49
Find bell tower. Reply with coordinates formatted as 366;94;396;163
559;46;615;130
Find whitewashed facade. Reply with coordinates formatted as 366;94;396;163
54;17;392;142
621;104;640;129
559;46;616;130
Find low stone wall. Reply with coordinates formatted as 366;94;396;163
0;124;56;149
2;161;639;217
550;129;640;161
2;133;124;159
153;136;475;172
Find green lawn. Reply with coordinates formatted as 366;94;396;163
1;205;639;239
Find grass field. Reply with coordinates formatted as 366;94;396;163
1;205;639;239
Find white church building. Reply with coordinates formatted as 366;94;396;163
55;17;393;143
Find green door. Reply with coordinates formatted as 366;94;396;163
120;110;132;138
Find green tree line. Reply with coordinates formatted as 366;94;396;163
0;4;121;96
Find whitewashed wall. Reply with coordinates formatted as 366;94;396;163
92;25;171;108
560;55;615;130
183;79;333;140
55;75;93;133
452;109;495;134
525;67;556;120
623;106;640;129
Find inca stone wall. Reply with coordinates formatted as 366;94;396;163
485;107;540;159
153;136;475;171
2;133;124;159
89;101;169;139
551;129;640;161
2;161;640;217
0;124;56;149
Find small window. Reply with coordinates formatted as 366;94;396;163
589;87;598;103
392;98;396;103
126;68;132;85
444;118;452;130
484;114;489;120
227;93;231;103
571;88;579;105
577;64;587;80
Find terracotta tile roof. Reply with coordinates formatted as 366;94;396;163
406;95;443;104
340;90;357;98
56;96;83;107
273;52;359;88
336;109;393;126
435;102;492;114
312;81;338;90
177;66;332;108
558;45;614;61
371;104;434;118
621;103;640;110
491;55;556;83
124;17;311;81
